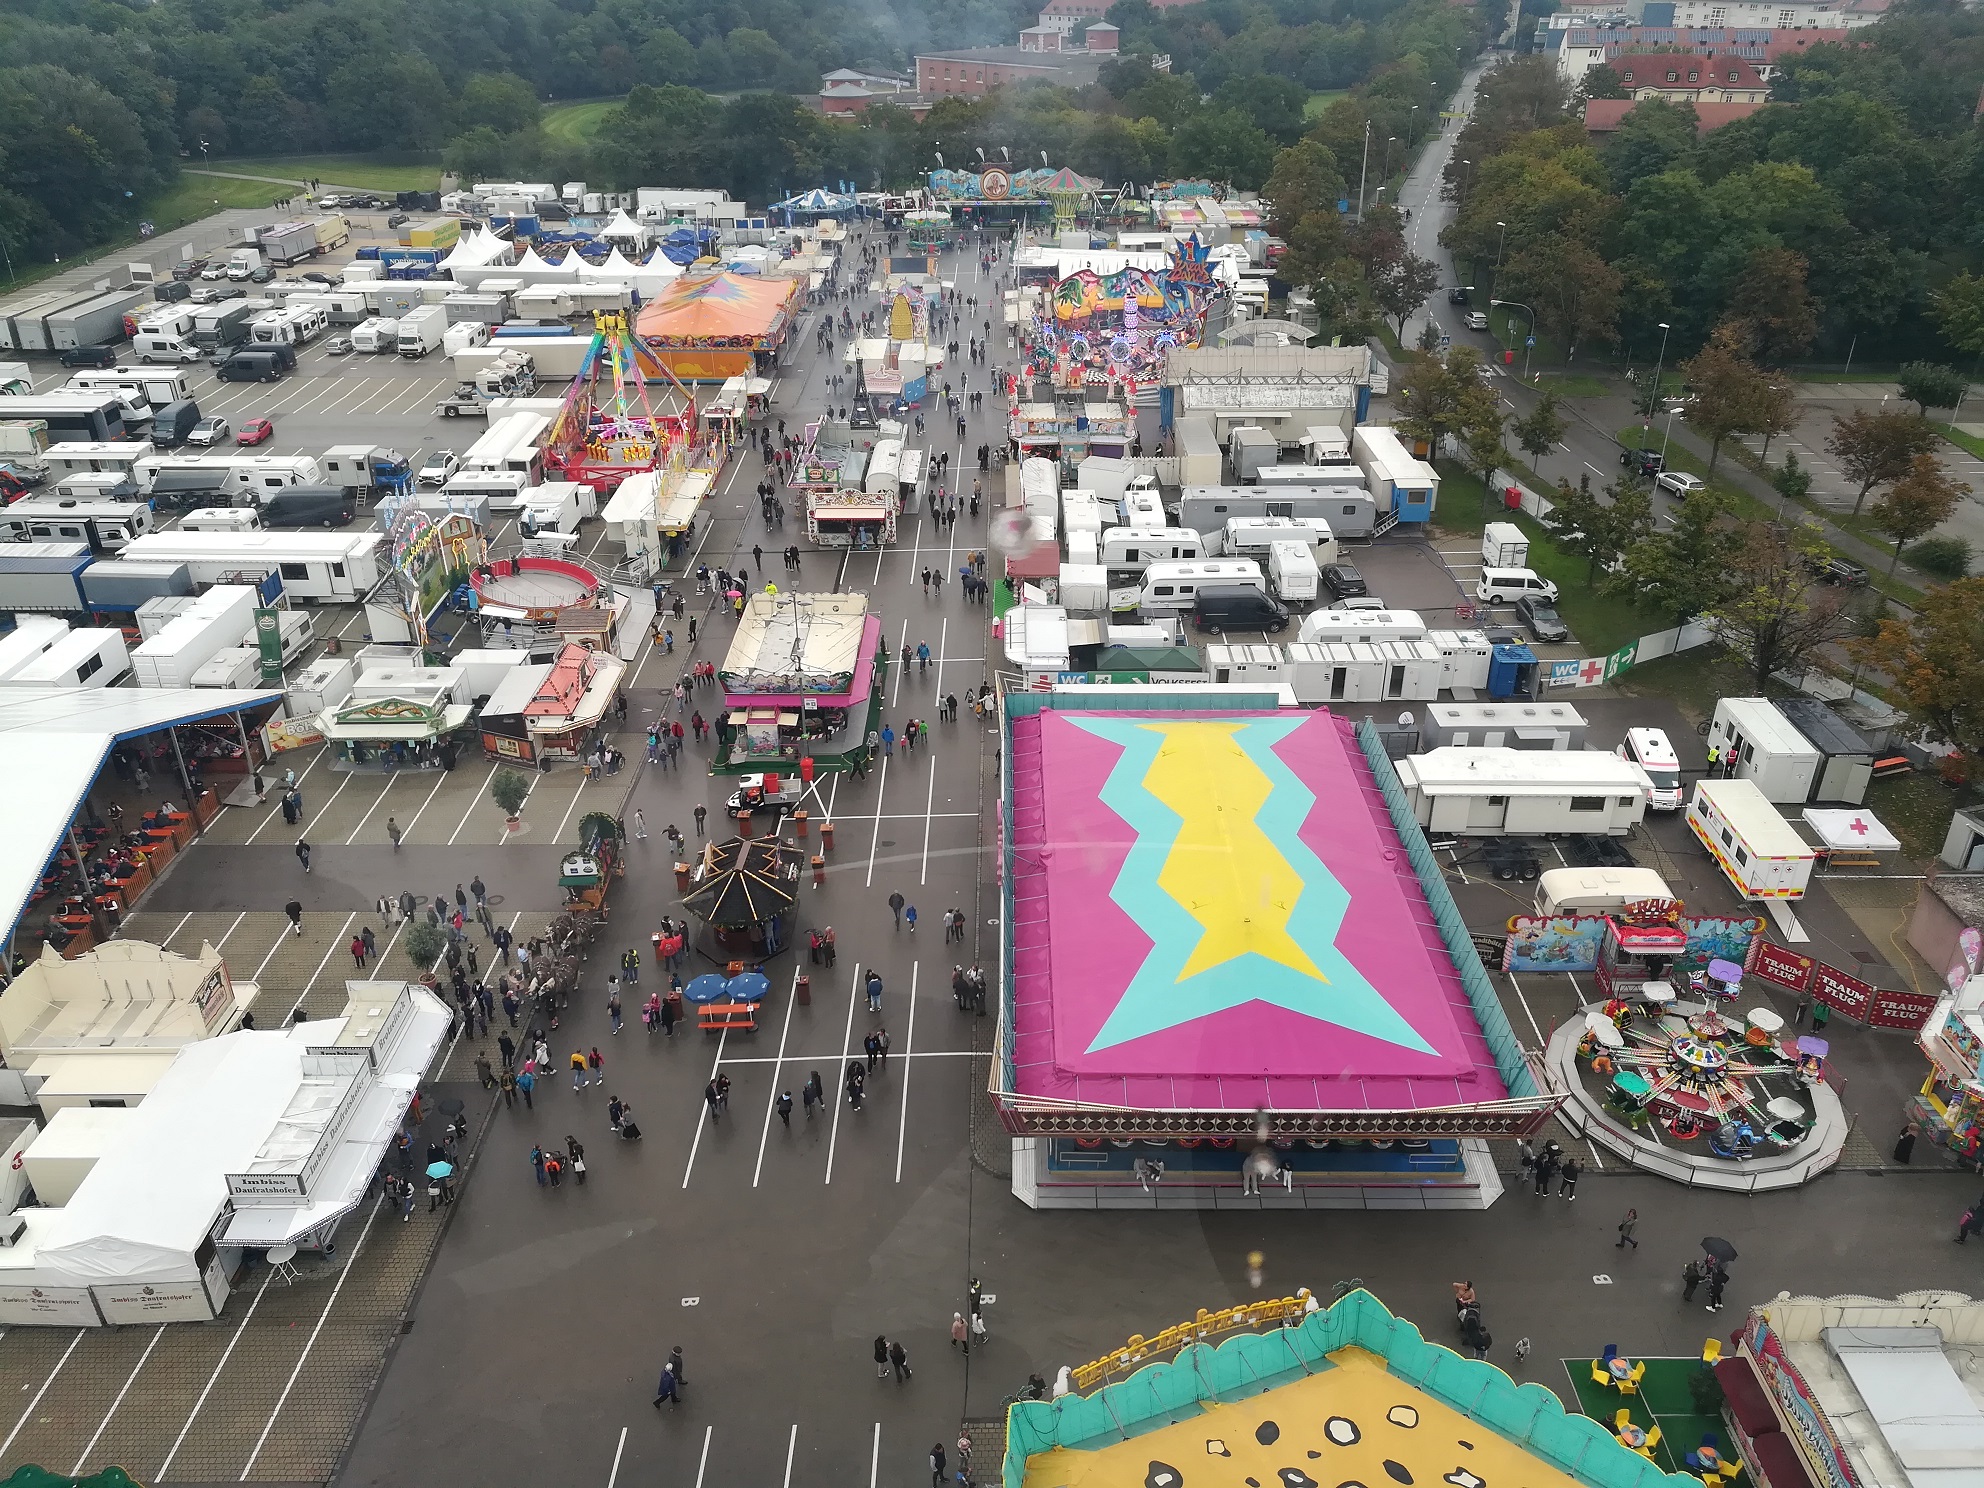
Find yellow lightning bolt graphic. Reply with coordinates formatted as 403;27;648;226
1140;722;1325;985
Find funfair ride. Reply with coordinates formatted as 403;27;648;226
543;311;699;496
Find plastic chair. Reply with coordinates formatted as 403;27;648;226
1701;1337;1723;1367
1591;1359;1613;1389
1716;1457;1744;1485
1619;1361;1645;1396
1602;1342;1620;1361
1641;1425;1663;1458
1614;1407;1633;1433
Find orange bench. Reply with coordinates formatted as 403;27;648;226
699;1001;760;1035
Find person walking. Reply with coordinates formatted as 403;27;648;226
775;1090;793;1127
571;1049;589;1091
531;1144;546;1186
930;1443;947;1486
1681;1257;1704;1302
951;1312;969;1352
1531;1141;1560;1196
1557;1157;1581;1200
1704;1262;1728;1313
804;1070;823;1118
653;1362;680;1408
1616;1207;1640;1249
515;1067;535;1109
888;890;905;929
498;1030;516;1069
890;1339;911;1382
387;817;401;851
362;924;378;961
694;804;707;837
499;1067;517;1107
295;839;312;873
350;933;367;970
633;808;648;840
284;897;304;935
704;1077;724;1123
866;970;884;1013
608;986;623;1034
822;926;837;966
875;1335;891;1379
904;903;918;934
1957;1192;1984;1243
475;1052;495;1089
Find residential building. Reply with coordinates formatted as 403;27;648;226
817;68;936;118
916;42;1108;97
1610;53;1770;101
1581;97;1770;133
1628;0;1887;27
1552;23;1853;82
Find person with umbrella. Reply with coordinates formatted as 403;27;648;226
426;1159;454;1209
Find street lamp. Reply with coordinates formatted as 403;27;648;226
1382;135;1397;182
1491;298;1536;381
1647;320;1672;425
1409;105;1420;147
1493;220;1508;279
1458;159;1473;208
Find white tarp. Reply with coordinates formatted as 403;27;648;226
1801;808;1902;854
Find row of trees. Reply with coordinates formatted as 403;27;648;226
0;0;1482;270
1414;2;1984;369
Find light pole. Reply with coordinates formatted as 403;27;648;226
1493;220;1507;279
1491;298;1536;380
1356;118;1372;220
1660;404;1678;462
1409;104;1420;148
1382;135;1397;183
1458;159;1473;208
1647;320;1672;426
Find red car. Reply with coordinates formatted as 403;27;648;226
236;418;274;446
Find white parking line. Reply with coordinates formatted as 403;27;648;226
244;751;327;844
606;1425;627;1488
680;1026;731;1190
781;1424;798;1487
751;968;802;1187
693;1426;713;1488
237;1195;387;1480
71;1324;166;1476
822;961;861;1184
286;911;356;1020
894;962;919;1183
448;764;501;844
0;1330;84;1463
396;768;452;842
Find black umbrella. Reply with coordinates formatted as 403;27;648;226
1701;1236;1738;1264
437;1097;465;1116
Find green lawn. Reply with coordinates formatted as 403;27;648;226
1532;371;1610;399
1304;89;1349;119
207;156;444;191
1943;423;1984;461
543;98;622;144
1789;370;1902;384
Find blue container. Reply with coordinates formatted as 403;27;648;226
1486;643;1538;700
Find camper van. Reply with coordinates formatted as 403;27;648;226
41;442;153;483
1180;485;1378;542
441;469;532;512
1393;747;1652;838
1617;727;1684;812
180;507;263;533
1217;516;1339;567
1097;527;1206;570
1;496;154;552
1295;608;1428;645
118;531;384;601
0;627;131;689
1533;867;1678;918
1121;486;1165;531
1110;559;1267;614
1267;542;1320;603
1686;777;1817;902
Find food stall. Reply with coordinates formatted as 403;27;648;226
316;694;473;772
1910;972;1984;1164
712;594;885;775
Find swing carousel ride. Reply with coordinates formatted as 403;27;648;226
542;311;700;496
1019;233;1226;397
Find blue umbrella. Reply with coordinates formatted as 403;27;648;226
425;1160;454;1179
726;971;770;1004
683;973;729;1005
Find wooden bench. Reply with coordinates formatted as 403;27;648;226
699;1001;760;1035
1872;755;1914;779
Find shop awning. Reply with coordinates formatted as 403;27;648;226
319;705;473;741
1610;922;1689;953
812;505;887;521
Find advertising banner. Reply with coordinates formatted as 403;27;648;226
94;1281;218;1324
1751;941;1815;993
1868;987;1938;1031
253;607;284;681
0;1284;102;1326
1811;962;1874;1019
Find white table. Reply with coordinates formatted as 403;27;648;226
267;1243;300;1286
1747;1008;1785;1035
1640;981;1678;1005
1765;1096;1805;1123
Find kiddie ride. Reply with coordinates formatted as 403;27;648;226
542;312;697;496
558;811;625;916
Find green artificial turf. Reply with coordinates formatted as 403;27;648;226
1563;1355;1740;1481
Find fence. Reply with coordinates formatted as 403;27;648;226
1748;940;1940;1030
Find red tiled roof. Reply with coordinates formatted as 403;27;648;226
1583;98;1769;133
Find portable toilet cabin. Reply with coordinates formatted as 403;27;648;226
1284;641;1386;704
1204;644;1287;686
1771;697;1876;806
1486;643;1539;700
1373;640;1445;701
1426;629;1493;693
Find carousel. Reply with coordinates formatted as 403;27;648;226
681;835;802;967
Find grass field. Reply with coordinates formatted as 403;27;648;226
1563;1356;1734;1482
1304;89;1349;118
543;98;623;144
207;156;443;191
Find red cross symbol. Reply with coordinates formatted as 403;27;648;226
1847;817;1871;836
1578;658;1605;685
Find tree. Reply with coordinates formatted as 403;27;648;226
1602;100;1698;195
1825;408;1943;515
1869;453;1969;577
1854;577;1984;763
491;767;532;820
1542;472;1653;585
1212;74;1310;145
1577;63;1630;101
456;73;541;136
1621;486;1741;625
1897;362;1970;417
1710;522;1857;689
1749;367;1798;459
403;921;447;974
1677;324;1773;475
1260;139;1345;237
1168;108;1276;190
1725;247;1818;365
1499;234;1622;364
1395;345;1501;459
1512;393;1566;474
1352;215;1441;341
1933;272;1984;359
1463;404;1509;500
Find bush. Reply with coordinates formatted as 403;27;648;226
403;920;447;972
1688;1362;1726;1414
490;767;531;817
1906;535;1972;579
1773;450;1811;502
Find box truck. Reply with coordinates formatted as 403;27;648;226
0;542;93;612
0;615;70;680
1686;777;1817;901
46;288;151;351
189;303;254;351
78;559;194;610
0;419;49;458
397;305;447;358
0;362;33;396
130;586;257;687
1481;521;1529;569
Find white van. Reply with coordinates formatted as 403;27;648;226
1097;527;1205;570
1220;515;1339;567
1267;541;1319;603
1533;867;1677;918
132;331;203;364
1110;558;1266;613
1122;487;1165;529
1475;566;1558;604
1617;726;1683;811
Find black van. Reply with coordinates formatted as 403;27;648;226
262;485;355;528
1192;585;1290;635
218;349;286;382
150;399;202;447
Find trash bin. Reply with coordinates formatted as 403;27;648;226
812;854;825;888
820;820;835;851
797;974;811;1005
738;810;753;838
673;861;691;891
794;808;809;837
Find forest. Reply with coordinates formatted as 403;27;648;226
0;0;1479;268
1427;0;1984;365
